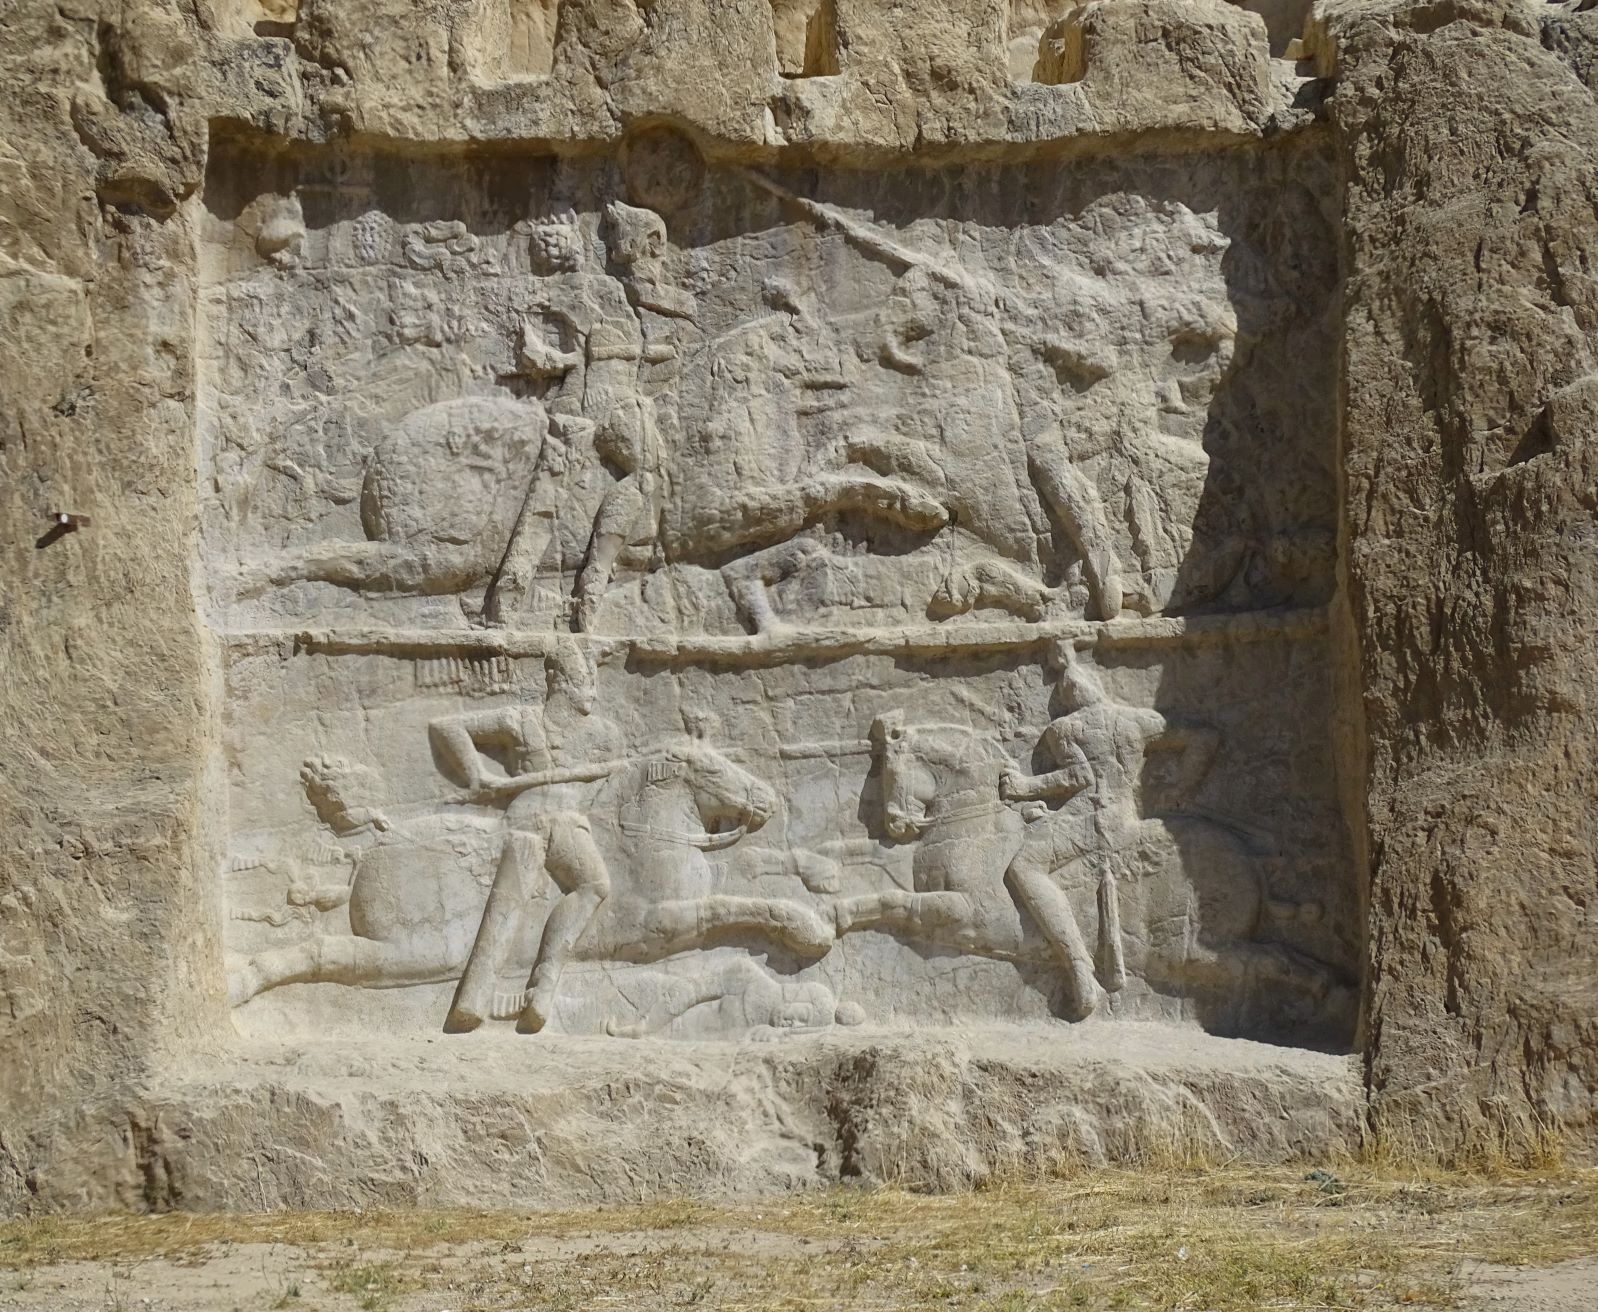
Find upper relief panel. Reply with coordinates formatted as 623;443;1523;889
198;131;1338;647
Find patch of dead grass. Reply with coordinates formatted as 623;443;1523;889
0;1165;1593;1310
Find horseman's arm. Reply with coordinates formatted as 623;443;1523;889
427;707;520;791
1001;734;1093;803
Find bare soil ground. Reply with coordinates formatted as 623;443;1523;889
1;1166;1594;1311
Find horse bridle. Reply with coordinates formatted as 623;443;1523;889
617;817;750;851
616;754;754;851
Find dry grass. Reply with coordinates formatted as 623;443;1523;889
1;1164;1595;1310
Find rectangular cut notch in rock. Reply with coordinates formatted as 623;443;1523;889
465;0;563;81
212;0;299;40
197;129;1359;1059
772;0;840;78
1006;0;1075;82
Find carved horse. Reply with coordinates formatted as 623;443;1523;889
235;396;559;598
841;713;1339;1026
834;714;1030;953
227;740;836;1012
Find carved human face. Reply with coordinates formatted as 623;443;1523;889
547;652;595;715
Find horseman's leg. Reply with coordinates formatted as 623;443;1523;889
481;500;558;625
571;529;626;632
229;935;455;1006
573;472;651;631
1027;446;1122;620
518;816;610;1034
447;829;545;1032
1006;841;1101;1021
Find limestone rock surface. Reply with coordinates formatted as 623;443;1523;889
1;0;1595;1213
1325;0;1598;1158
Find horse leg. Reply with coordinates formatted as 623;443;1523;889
1098;865;1127;992
517;818;611;1034
240;541;489;598
447;829;545;1032
704;895;835;957
1006;847;1102;1021
833;889;974;943
629;896;835;959
931;556;1053;621
228;934;456;1005
801;472;949;530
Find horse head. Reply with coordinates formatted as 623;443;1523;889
633;741;777;851
870;711;939;842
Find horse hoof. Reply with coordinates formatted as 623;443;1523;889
226;965;261;1008
443;1005;487;1033
1059;983;1106;1023
788;912;836;957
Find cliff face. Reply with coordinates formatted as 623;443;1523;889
1;0;1595;1211
0;0;218;1189
1327;0;1598;1157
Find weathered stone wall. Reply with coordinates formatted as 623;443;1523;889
1;0;1595;1212
0;1;221;1210
1325;0;1598;1159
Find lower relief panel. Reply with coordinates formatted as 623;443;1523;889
205;131;1358;1053
221;638;1358;1049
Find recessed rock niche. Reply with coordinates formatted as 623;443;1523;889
199;129;1357;1057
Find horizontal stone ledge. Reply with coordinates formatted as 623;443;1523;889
186;0;1317;160
217;606;1329;665
26;1024;1362;1210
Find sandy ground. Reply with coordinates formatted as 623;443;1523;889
1461;1256;1598;1310
2;1168;1595;1311
3;1243;1596;1311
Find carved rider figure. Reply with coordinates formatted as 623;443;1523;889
430;643;622;1032
1001;640;1219;1018
486;204;688;630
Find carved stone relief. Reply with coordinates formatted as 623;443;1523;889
202;130;1356;1050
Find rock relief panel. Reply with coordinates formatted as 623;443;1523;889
201;131;1356;1048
